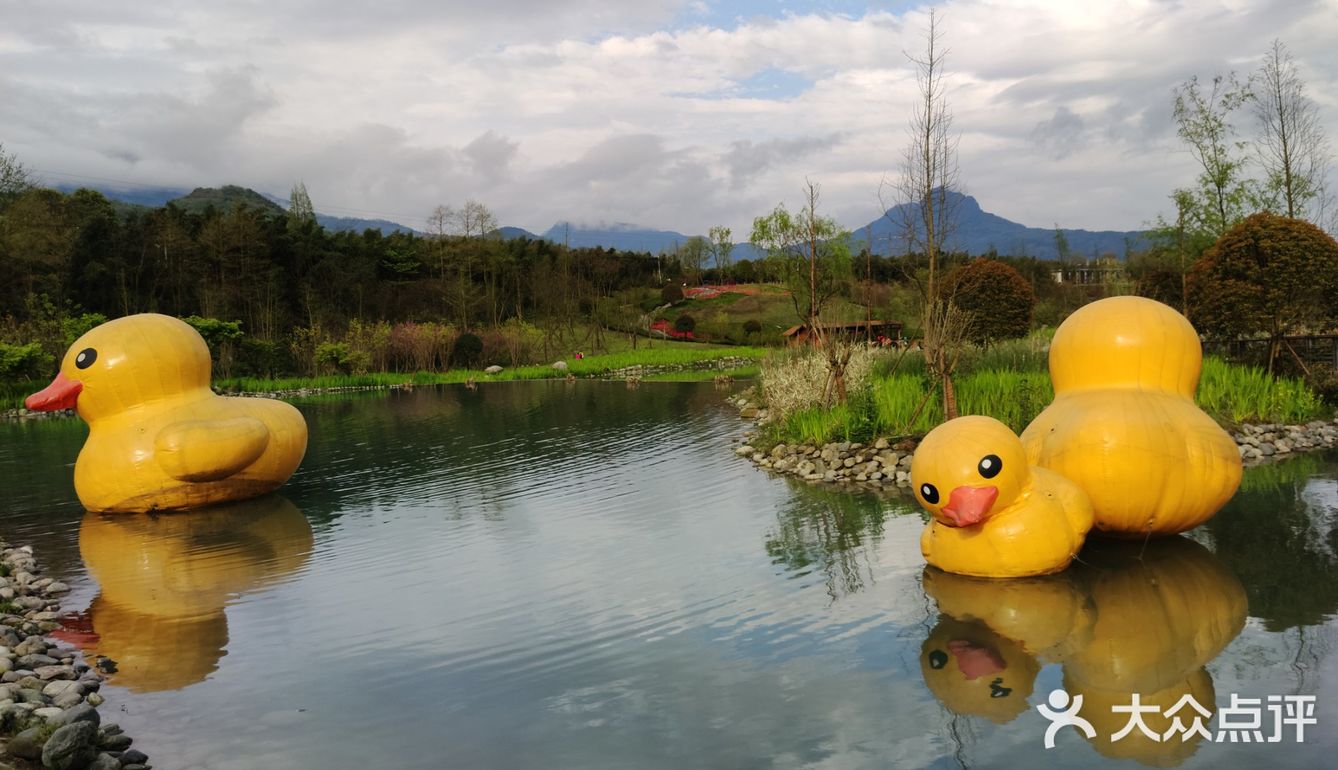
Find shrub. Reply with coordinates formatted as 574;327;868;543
0;342;52;380
760;345;881;419
675;314;696;333
661;283;684;304
452;332;484;367
315;342;371;375
1188;213;1338;372
183;316;244;378
939;258;1035;344
743;319;762;337
236;338;292;378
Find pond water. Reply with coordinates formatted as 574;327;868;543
1;381;1336;769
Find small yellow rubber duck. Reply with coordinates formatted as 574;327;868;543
25;314;308;513
1019;296;1242;536
911;416;1094;578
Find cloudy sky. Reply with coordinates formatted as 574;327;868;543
3;0;1336;236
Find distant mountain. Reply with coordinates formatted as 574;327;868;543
494;226;541;240
170;185;285;216
55;183;187;208
861;191;1146;259
60;184;419;234
541;222;691;254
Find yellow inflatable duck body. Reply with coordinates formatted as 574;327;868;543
1019;296;1242;537
25;314;308;513
911;416;1094;578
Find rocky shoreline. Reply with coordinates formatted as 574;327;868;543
728;393;1338;492
0;544;148;770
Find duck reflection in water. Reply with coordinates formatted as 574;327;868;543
919;536;1246;767
55;495;313;692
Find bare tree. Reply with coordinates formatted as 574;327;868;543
885;8;963;419
287;181;316;225
0;143;35;201
1252;39;1331;221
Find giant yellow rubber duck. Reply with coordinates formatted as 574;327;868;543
25;314;307;513
1020;296;1241;537
911;416;1094;578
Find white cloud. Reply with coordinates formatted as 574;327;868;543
2;0;1337;236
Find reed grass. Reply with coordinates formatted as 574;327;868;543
1197;357;1326;424
764;355;1328;447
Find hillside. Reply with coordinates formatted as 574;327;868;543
170;185;285;216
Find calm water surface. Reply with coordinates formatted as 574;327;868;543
1;381;1336;769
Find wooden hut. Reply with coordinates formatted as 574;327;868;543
781;320;903;347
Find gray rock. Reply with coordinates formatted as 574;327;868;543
7;725;45;759
84;692;103;707
87;753;120;770
484;365;503;374
734;445;754;457
96;733;131;751
15;687;45;703
51;703;100;729
52;689;84;708
118;749;148;765
16;654;56;669
42;721;98;770
36;665;76;681
42;680;83;698
551;360;568;371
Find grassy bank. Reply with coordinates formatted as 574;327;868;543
760;337;1330;447
1;343;765;410
214;345;766;395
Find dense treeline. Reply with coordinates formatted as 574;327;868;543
0;187;697;378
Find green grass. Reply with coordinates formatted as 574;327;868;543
1197;357;1326;424
764;354;1329;448
213;346;767;394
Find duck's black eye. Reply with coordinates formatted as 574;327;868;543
978;454;1002;479
75;348;97;369
928;650;948;669
920;483;939;504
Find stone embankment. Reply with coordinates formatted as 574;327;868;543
728;393;1338;491
0;544;148;770
602;356;757;381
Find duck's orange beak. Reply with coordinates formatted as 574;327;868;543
25;372;82;411
940;485;999;528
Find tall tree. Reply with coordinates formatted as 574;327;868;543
676;236;709;284
1172;73;1254;238
889;8;964;419
287;181;316;226
751;181;855;402
0;143;35;203
751;181;851;335
1252;40;1331;221
708;225;734;275
1053;224;1072;264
